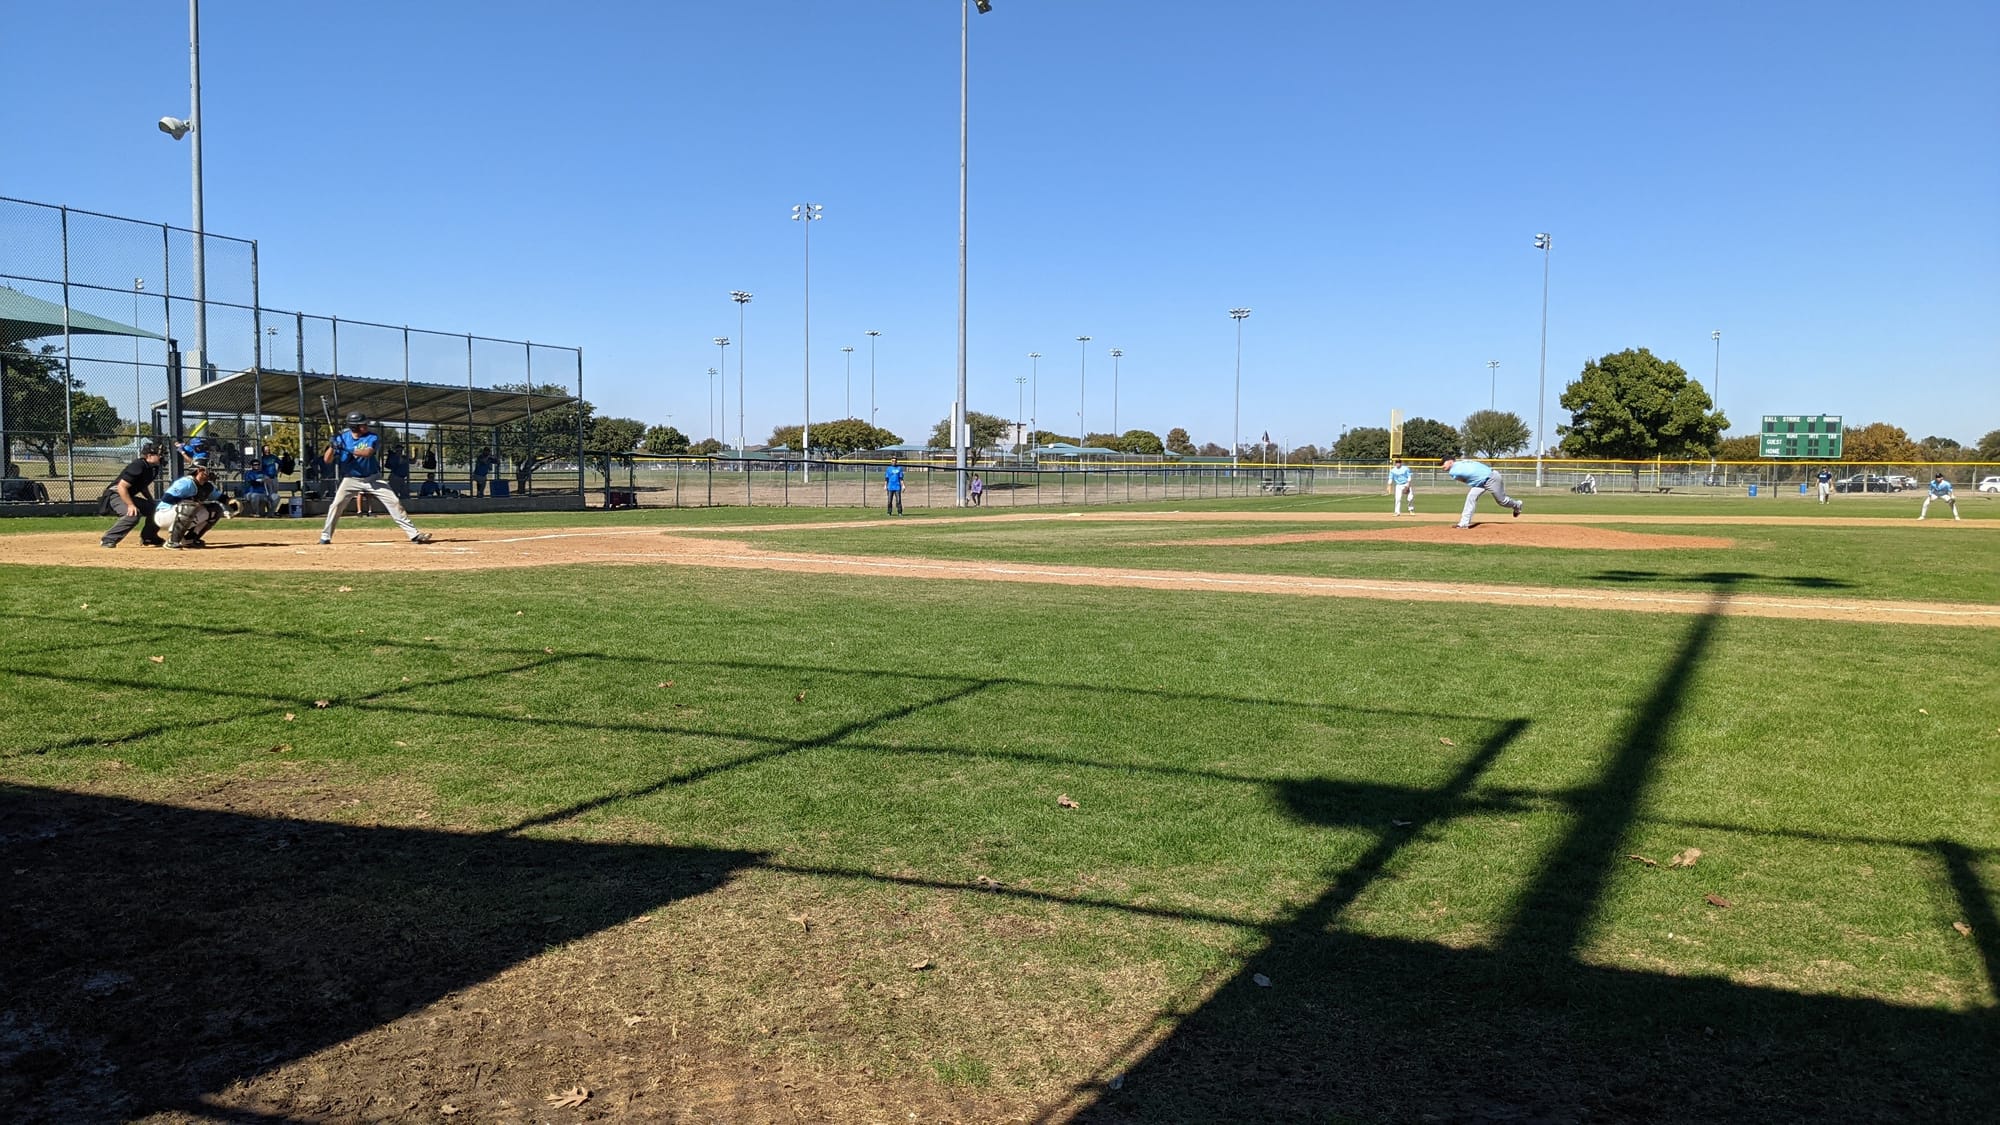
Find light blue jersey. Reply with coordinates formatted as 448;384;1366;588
162;474;211;501
1389;465;1412;487
1445;458;1493;487
1929;478;1954;497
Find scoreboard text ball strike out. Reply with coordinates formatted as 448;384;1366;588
1761;415;1844;459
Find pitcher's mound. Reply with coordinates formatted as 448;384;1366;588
1174;524;1735;550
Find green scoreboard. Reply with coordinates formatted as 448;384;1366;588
1761;415;1843;458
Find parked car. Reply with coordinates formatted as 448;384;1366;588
1980;476;2000;494
1884;474;1920;490
1834;474;1901;493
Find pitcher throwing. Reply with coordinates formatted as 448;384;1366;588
1440;455;1523;528
319;413;434;545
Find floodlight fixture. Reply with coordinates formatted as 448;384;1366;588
158;116;191;140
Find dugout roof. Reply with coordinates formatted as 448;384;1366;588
1;286;164;346
164;368;577;428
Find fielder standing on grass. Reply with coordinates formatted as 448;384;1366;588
1440;454;1523;528
1387;458;1415;515
319;412;434;545
1919;472;1961;521
1817;468;1834;503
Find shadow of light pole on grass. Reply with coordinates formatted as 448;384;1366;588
0;784;755;1121
1058;583;2000;1122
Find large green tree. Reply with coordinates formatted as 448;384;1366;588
770;419;901;455
643;424;691;454
927;410;1010;450
2;342;123;472
1557;348;1724;460
1459;410;1531;458
1977;429;2000;461
1917;434;1964;460
588;417;647;461
1332;426;1390;461
1401;417;1461;460
1715;435;1763;461
1114;429;1165;455
1164;427;1196;455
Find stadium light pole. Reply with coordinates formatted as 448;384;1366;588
1229;308;1251;468
713;336;731;446
1711;329;1723;429
157;0;205;437
1075;336;1090;446
730;291;752;453
1108;348;1123;438
1014;376;1027;452
1487;359;1499;410
841;345;854;418
865;330;881;425
1533;232;1551;486
792;204;822;481
954;0;995;505
706;367;717;444
1027;351;1040;455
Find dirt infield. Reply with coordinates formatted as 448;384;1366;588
9;516;1996;628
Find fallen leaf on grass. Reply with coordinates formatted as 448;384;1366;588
623;1014;653;1026
908;959;933;971
788;913;812;932
440;1105;461;1117
283;713;295;722
1918;708;1929;715
423;636;437;641
1626;854;1659;867
545;1085;590;1109
657;680;675;688
393;740;408;747
337;585;353;593
79;603;88;609
149;655;165;664
795;691;807;702
1057;794;1080;809
267;744;292;754
1252;973;1272;988
515;610;524;616
1667;848;1703;869
1705;894;1733;908
313;699;331;709
1391;819;1413;828
1438;737;1456;747
1954;921;1973;937
975;875;1006;889
544;647;555;654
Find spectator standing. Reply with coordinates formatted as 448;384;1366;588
969;473;985;507
473;449;496;497
883;459;906;515
1440;455;1523;528
1919;473;1961;521
100;442;167;548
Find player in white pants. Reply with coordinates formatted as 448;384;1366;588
1388;458;1415;515
1919;473;1961;520
319;413;434;545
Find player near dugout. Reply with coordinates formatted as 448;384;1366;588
319;412;434;545
1440;454;1522;528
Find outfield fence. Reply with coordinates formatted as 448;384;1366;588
583;456;2000;512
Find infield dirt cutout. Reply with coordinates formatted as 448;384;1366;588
11;510;1996;627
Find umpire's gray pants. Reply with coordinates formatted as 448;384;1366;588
320;475;423;540
1458;472;1520;526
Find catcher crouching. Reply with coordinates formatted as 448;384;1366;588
153;462;240;549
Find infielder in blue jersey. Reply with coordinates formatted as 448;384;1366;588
1440;455;1522;528
1387;458;1415;515
1920;473;1961;521
319;413;434;545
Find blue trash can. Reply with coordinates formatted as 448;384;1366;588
1747;484;1758;498
490;479;510;498
1799;483;1809;496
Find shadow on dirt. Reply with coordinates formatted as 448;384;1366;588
0;785;754;1122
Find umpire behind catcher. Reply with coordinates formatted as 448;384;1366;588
318;413;434;545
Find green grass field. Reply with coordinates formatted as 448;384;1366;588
2;499;1995;1121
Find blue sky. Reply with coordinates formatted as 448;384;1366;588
8;0;1997;451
